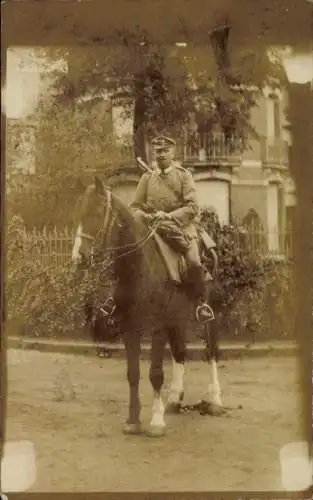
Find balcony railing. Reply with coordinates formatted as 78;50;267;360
260;137;289;167
176;132;242;166
114;133;289;170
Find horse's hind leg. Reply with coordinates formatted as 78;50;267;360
165;326;186;414
201;321;224;414
147;329;167;437
123;332;143;435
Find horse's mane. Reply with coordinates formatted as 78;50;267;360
112;192;144;237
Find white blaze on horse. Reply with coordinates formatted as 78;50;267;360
72;177;224;437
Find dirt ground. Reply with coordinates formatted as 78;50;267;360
5;348;306;492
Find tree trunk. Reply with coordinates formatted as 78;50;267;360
210;26;231;74
210;26;235;143
133;73;148;164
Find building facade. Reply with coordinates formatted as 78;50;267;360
110;87;295;253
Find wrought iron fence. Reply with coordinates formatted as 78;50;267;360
231;227;294;260
11;226;75;268
7;225;294;268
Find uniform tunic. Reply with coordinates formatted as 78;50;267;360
130;164;199;240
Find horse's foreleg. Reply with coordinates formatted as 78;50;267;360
165;327;186;413
123;333;143;434
147;329;167;437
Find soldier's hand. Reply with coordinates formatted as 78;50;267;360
144;213;155;223
134;210;153;223
154;211;172;221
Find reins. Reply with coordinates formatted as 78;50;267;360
77;187;159;269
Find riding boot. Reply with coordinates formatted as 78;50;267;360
186;266;214;324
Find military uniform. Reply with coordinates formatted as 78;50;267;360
131;161;199;245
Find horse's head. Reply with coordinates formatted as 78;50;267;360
72;177;116;264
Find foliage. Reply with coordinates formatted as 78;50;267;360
6;96;130;229
5;216;115;338
200;208;296;340
6;212;296;341
41;32;287;154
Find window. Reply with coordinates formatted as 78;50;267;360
267;95;281;140
196;180;230;225
273;98;281;138
267;182;284;252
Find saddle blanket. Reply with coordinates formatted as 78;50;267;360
153;230;216;285
153;232;187;284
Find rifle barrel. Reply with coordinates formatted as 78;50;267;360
136;157;153;173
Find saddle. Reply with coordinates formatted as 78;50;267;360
153;227;215;285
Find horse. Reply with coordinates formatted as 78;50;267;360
72;176;224;437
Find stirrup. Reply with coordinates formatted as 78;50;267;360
195;303;215;324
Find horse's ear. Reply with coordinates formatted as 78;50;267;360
94;176;104;195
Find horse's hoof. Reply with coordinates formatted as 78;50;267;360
165;402;182;414
204;402;226;416
123;422;143;435
146;425;166;438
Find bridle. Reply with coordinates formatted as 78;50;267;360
76;188;159;266
77;189;114;243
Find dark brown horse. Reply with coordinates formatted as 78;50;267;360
72;177;224;437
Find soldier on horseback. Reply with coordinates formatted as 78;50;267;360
130;134;214;323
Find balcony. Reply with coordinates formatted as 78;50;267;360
176;132;242;168
260;137;289;168
114;132;290;172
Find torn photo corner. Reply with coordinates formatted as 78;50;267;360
1;440;37;492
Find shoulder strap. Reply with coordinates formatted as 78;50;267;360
174;161;189;174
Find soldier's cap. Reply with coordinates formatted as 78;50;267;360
151;135;176;150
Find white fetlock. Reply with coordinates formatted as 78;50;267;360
147;396;166;437
167;389;183;404
203;385;223;407
203;359;223;407
150;396;165;428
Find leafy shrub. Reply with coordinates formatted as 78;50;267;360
200;208;296;340
5;216;114;338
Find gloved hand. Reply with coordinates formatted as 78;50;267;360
154;211;172;221
134;210;155;224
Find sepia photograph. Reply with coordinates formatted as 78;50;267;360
1;0;312;495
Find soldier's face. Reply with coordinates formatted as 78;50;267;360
155;146;174;169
